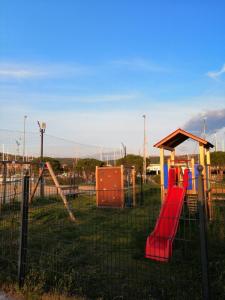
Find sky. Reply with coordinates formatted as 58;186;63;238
1;0;225;157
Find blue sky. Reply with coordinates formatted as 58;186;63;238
1;0;225;156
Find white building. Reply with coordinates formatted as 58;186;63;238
147;164;160;175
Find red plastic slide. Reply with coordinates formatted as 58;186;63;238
145;168;189;262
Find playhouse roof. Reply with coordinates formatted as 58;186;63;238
154;128;214;151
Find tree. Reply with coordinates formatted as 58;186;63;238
75;158;104;181
116;154;150;174
32;157;62;174
211;151;225;166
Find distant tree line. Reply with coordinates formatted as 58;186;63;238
211;151;225;166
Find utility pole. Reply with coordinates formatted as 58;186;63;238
38;121;46;198
23;115;27;162
214;133;218;152
142;114;147;184
121;142;127;158
202;116;207;140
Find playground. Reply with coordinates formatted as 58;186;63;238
0;128;225;299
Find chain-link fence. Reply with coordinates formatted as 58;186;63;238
0;161;225;299
0;128;123;162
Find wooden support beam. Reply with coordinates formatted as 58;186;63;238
46;162;76;222
95;166;99;206
29;167;45;203
191;157;196;192
205;148;213;219
170;150;175;166
206;148;211;166
167;158;171;171
199;144;205;170
121;165;124;208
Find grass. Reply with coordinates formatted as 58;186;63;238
0;187;225;299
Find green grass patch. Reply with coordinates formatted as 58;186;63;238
0;188;224;299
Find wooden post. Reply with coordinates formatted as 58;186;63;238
170;150;175;166
199;144;205;175
46;162;76;222
206;148;212;220
160;148;164;203
206;149;210;165
121;165;124;208
95;166;99;206
29;167;45;203
191;157;196;192
167;158;171;171
132;168;136;207
199;143;207;191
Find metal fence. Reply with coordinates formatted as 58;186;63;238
0;128;123;161
0;170;225;299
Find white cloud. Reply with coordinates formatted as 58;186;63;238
0;89;139;104
111;58;167;72
0;101;197;156
0;85;224;156
0;62;91;79
0;58;167;81
207;63;225;79
0;69;46;78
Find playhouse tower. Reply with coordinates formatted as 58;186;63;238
154;128;214;202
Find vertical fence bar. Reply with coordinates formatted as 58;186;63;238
18;172;30;287
140;175;144;205
197;165;210;300
40;162;45;198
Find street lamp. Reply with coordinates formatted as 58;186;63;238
38;121;46;197
23;115;27;161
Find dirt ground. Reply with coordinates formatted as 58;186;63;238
0;292;14;300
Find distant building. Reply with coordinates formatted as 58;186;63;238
147;164;160;175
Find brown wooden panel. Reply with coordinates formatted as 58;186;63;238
96;166;124;208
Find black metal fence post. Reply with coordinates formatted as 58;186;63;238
3;161;7;205
18;172;30;288
197;165;210;300
140;174;144;205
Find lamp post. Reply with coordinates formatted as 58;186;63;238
38;121;46;197
23;115;27;161
142;114;147;184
